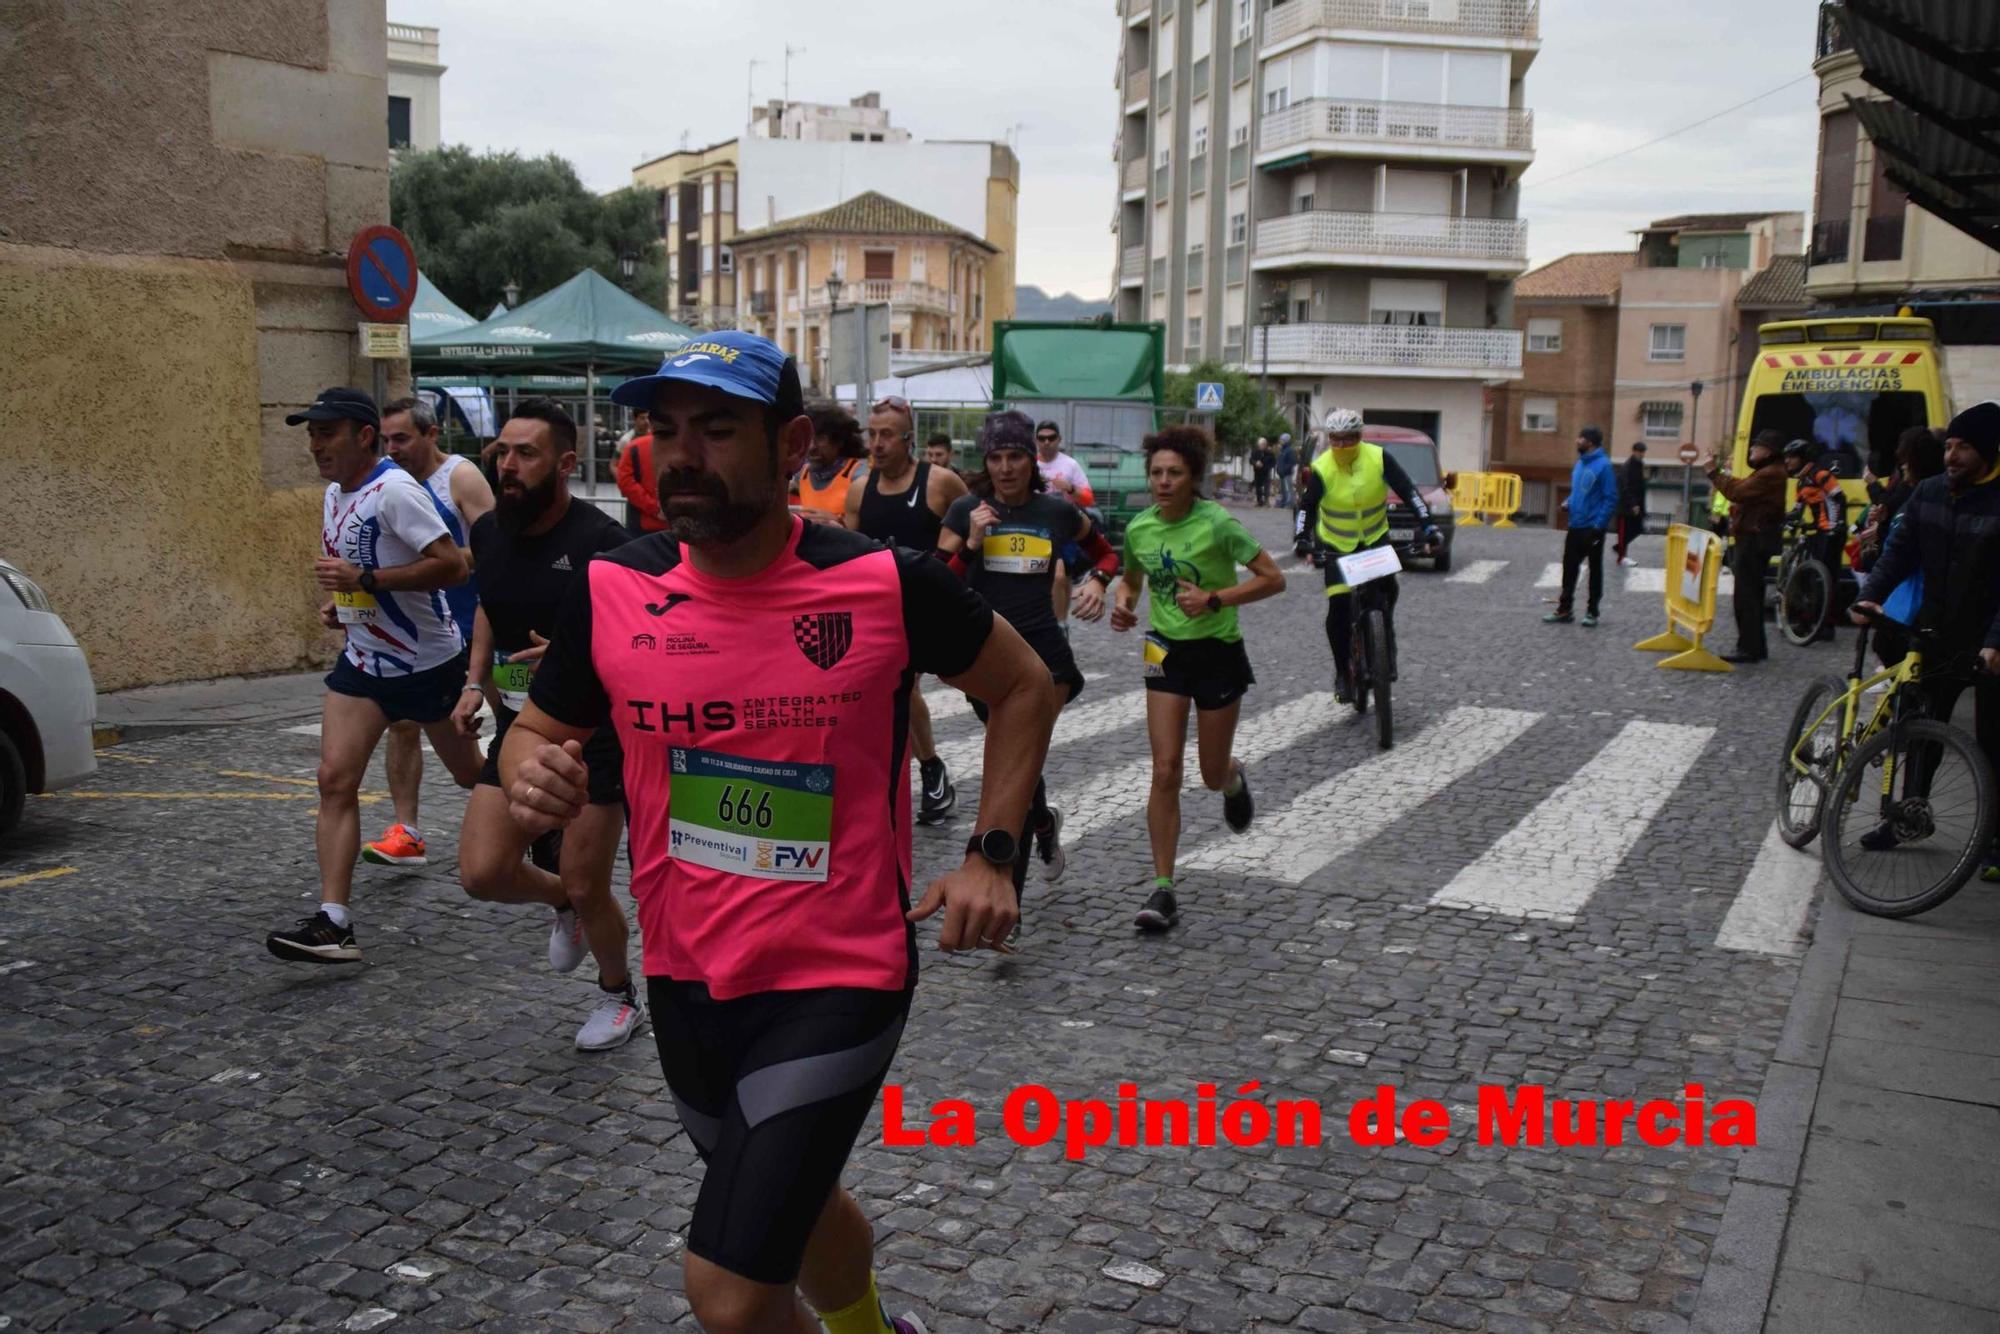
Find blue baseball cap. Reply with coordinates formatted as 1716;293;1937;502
612;331;788;410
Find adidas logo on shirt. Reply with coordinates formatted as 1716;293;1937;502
551;554;573;571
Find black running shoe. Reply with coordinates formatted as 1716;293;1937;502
1858;822;1901;852
528;828;563;875
267;910;360;964
1334;673;1352;705
1134;888;1179;932
1222;763;1253;832
917;757;956;826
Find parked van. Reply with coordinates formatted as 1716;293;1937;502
1731;316;1951;505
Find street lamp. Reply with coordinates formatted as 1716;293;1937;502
824;273;846;396
502;278;521;309
619;250;637;281
1258;298;1279;419
1684;378;1706;522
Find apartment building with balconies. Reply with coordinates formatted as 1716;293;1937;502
1110;0;1538;471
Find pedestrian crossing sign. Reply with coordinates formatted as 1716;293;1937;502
1195;382;1224;412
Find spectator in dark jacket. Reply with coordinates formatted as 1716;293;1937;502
1275;435;1297;509
1615;442;1648;566
1853;402;2000;859
1860;426;1947;667
1707;429;1789;662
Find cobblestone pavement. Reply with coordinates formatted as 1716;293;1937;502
1;513;1845;1332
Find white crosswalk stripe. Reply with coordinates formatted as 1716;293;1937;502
1430;720;1713;921
1445;559;1509;585
1536;562;1563;589
1713;820;1820;956
1051;692;1341;843
933;686;1150;778
1177;706;1542;880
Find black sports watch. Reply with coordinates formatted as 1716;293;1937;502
1089;568;1115;588
1205;592;1223;613
966;829;1018;866
358;569;379;595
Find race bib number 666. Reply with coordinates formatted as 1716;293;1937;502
667;746;834;882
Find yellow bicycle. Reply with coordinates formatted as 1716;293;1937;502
1778;617;1995;916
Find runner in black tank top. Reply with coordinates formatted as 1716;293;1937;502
858;461;945;552
850;398;974;828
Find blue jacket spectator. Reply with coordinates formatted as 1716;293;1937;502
1568;445;1620;531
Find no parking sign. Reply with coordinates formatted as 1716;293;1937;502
345;225;418;323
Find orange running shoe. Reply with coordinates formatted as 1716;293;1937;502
361;823;427;867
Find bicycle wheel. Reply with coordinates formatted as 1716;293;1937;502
1822;719;1996;917
1780;557;1834;647
1776;675;1848;848
1349;611;1370;715
1366;609;1393;750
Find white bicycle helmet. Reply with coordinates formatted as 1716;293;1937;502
1323;408;1365;436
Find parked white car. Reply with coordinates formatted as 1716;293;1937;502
0;555;97;838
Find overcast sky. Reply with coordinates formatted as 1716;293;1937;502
395;0;1825;298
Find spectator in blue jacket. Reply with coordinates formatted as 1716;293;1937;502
1546;425;1619;626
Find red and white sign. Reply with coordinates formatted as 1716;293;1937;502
1678;443;1699;465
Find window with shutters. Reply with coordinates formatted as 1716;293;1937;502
1648;324;1686;362
863;249;894;281
1526;318;1562;353
1522;397;1557;432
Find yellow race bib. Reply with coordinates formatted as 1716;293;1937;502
984;528;1054;575
333;589;380;625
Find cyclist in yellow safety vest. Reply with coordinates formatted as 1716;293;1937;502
1292;408;1440;703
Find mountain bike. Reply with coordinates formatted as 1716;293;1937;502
1776;614;1996;915
1337;544;1427;752
1776;517;1846;647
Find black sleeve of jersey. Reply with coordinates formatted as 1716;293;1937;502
527;572;610;730
896;546;993;678
1296;470;1324;539
469;511;496;569
940;493;974;542
1381;454;1431;522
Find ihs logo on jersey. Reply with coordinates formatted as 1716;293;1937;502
792;612;854;670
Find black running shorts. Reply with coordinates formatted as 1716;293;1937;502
1143;632;1255;712
477;705;625;806
648;979;912;1285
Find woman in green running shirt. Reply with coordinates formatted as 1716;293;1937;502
1109;426;1286;931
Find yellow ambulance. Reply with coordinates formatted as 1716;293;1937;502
1730;316;1952;505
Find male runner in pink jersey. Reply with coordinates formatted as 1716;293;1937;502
499;331;1055;1334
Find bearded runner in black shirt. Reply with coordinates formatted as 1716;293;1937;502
452;399;643;1052
937;410;1121;920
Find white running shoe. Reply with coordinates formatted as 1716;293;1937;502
1618;557;1639;567
1036;807;1067;883
549;907;587;973
576;986;643;1051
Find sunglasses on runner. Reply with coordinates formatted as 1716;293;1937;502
872;395;912;415
1035;433;1059;442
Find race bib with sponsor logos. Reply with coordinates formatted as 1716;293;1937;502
333;589;380;625
983;526;1054;575
667;746;833;882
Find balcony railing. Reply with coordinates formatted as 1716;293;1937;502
1815;2;1851;60
1123;157;1148;193
749;290;775;316
1810;217;1851;265
802;281;953;314
1864;214;1905;262
1251;322;1523;372
1255;209;1528;266
1263;0;1540;47
1124;67;1151;106
1260;97;1533;157
1121;246;1147;283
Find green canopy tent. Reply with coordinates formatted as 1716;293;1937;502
411;269;695;484
408;272;479;338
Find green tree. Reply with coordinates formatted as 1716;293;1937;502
1163;361;1295;456
390;146;667;314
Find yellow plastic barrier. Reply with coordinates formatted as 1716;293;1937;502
1634;523;1732;673
1478;472;1522;528
1450;471;1487;526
